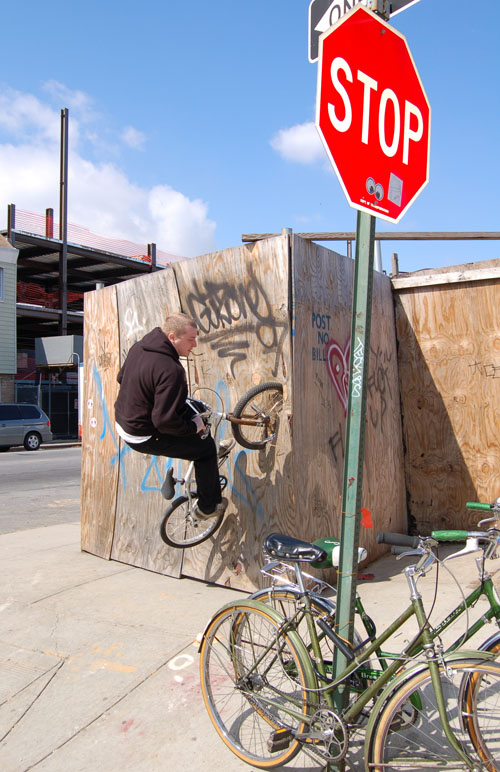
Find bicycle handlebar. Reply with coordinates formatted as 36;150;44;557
466;501;495;511
376;531;420;548
431;530;468;542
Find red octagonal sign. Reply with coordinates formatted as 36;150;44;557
316;5;430;224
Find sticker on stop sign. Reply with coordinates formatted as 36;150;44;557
315;5;430;223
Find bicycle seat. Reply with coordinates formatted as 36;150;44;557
263;533;327;564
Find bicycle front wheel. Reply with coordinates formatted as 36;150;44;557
199;601;315;768
231;382;284;450
159;495;223;548
366;659;500;772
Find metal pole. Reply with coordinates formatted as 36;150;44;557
148;242;157;270
59;108;69;336
7;203;15;246
391;251;399;277
46;208;54;238
331;210;375;722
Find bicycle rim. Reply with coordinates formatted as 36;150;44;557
462;662;500;771
231;382;283;450
367;660;500;772
199;602;313;768
159;496;223;548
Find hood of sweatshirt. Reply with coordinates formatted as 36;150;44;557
140;327;179;359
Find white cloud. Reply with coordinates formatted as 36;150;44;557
42;80;97;123
148;186;215;257
121;126;146;150
0;88;61;144
0;84;216;258
270;121;325;164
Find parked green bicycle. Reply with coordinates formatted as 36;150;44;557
199;509;500;770
252;501;500;678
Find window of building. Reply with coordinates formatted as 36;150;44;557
0;266;4;300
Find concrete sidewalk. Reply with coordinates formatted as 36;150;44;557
1;523;500;772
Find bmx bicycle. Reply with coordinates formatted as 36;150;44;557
159;381;283;549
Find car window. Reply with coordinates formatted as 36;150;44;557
18;405;42;419
0;405;22;420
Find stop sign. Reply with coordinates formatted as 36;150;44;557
315;5;430;223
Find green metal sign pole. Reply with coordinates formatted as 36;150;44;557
329;210;376;770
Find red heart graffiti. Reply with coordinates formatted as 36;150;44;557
326;338;350;415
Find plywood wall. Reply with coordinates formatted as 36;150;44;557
81;286;120;559
291;237;407;564
168;235;293;590
394;265;500;532
81;234;407;589
82;236;293;591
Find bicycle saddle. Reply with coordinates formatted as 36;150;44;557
263;533;327;564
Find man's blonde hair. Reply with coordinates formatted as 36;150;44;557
162;312;197;338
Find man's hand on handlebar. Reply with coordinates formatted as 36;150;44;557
192;414;206;434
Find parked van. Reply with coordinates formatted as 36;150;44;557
0;404;53;451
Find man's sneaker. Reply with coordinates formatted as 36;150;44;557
218;439;235;458
193;497;228;520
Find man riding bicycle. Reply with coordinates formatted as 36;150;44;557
114;311;230;520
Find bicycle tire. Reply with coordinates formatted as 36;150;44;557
199;600;316;768
159;495;223;548
479;631;500;659
366;659;500;771
231;382;284;450
461;654;500;771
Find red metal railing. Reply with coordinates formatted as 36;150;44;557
12;208;184;266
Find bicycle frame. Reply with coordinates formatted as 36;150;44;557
353;553;500;686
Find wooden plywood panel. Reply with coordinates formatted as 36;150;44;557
81;286;120;558
111;268;184;576
395;280;500;532
292;236;406;569
172;235;292;590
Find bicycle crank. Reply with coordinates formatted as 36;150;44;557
298;708;349;762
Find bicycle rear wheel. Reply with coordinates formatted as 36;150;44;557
366;659;500;771
159;495;223;548
231;382;284;450
199;600;316;768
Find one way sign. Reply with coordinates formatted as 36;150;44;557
308;0;422;62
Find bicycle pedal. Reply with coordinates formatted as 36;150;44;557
161;468;175;500
267;728;292;753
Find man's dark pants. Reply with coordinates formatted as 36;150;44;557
127;432;221;514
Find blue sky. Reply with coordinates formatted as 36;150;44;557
0;0;498;274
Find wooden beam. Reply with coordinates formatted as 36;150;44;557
242;231;500;243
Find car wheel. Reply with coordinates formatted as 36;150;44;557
24;432;41;451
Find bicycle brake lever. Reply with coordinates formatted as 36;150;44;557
478;516;500;527
442;537;481;562
395;549;421;561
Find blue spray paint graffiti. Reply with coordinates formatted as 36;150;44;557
93;365;129;487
